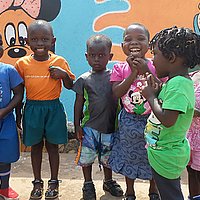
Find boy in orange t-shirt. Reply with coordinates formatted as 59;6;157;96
15;20;75;200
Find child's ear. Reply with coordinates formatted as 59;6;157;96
169;52;176;63
52;37;56;46
109;53;114;61
85;52;88;60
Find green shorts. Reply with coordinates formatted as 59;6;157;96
23;99;68;146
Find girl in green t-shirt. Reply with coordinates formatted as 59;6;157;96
142;27;200;200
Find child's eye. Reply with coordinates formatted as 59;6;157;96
150;50;154;55
98;54;105;58
43;38;49;41
88;54;95;58
137;37;146;41
31;38;37;42
124;38;132;43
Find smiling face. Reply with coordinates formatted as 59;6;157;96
85;40;113;72
27;21;55;61
122;24;149;58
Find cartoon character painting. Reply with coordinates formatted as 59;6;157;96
0;0;61;65
194;2;200;35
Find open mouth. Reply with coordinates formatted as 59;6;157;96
130;48;141;57
36;48;45;52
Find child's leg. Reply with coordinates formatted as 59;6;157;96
125;176;135;197
82;165;96;200
103;166;123;197
30;141;44;199
149;179;160;199
45;141;59;180
187;166;200;198
152;168;184;200
45;141;60;199
0;163;10;189
103;166;112;181
31;140;44;181
82;165;92;182
0;162;19;199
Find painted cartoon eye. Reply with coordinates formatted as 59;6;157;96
5;23;16;47
18;22;27;46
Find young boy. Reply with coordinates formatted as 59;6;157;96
15;20;75;200
73;34;123;200
0;33;23;200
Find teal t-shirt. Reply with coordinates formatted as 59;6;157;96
145;76;195;179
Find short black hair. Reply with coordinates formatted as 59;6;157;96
123;23;150;41
150;26;200;68
28;20;54;36
86;34;112;52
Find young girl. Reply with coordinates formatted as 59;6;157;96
0;33;23;200
15;20;75;200
142;26;200;200
109;23;160;200
187;70;200;200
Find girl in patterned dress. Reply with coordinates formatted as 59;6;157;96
187;70;200;200
109;23;160;200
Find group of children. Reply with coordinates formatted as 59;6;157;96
0;19;200;200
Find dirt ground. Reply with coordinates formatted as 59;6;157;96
9;152;189;200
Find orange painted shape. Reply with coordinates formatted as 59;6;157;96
0;9;33;65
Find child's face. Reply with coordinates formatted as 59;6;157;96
152;43;170;78
122;25;149;58
0;34;3;58
27;25;55;61
85;42;113;72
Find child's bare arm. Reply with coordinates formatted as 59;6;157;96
74;93;84;141
0;83;23;121
14;84;24;130
0;83;23;119
142;74;179;127
112;69;138;98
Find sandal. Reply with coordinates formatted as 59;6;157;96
82;182;96;200
30;179;44;200
149;193;160;200
45;179;60;199
103;180;123;197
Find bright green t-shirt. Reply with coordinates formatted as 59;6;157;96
145;76;195;179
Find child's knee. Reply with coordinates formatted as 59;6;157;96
45;141;58;153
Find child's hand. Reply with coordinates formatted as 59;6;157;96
141;73;160;100
134;58;149;75
75;125;84;141
49;66;67;80
126;55;139;73
16;113;22;130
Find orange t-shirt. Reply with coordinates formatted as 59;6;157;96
15;53;75;100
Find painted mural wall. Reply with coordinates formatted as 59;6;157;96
0;0;200;121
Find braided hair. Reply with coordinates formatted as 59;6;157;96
150;26;200;68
